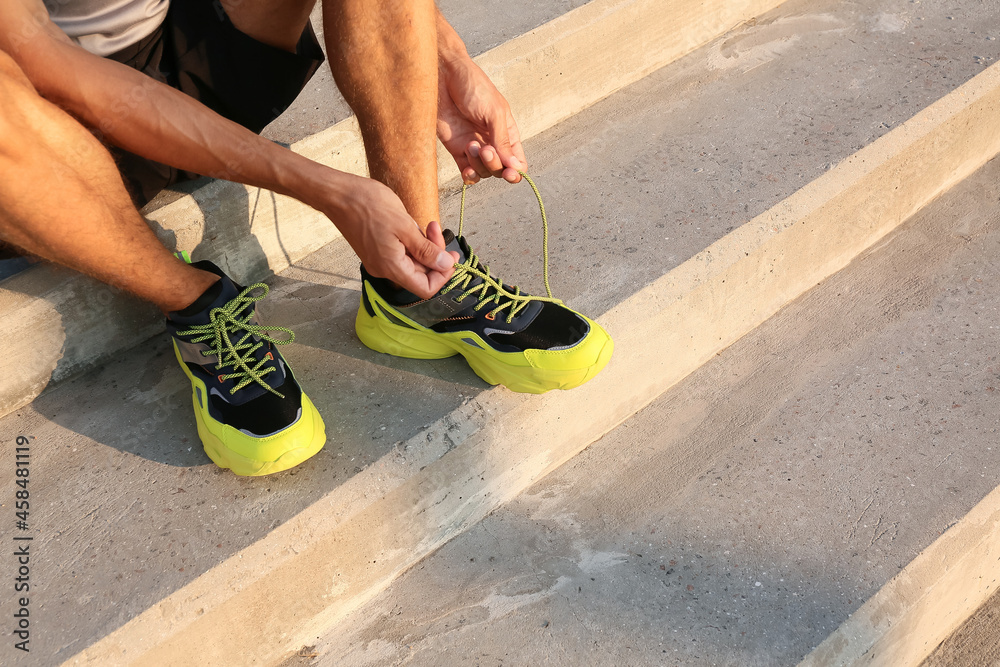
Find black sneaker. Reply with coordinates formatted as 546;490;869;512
167;261;325;475
355;175;613;393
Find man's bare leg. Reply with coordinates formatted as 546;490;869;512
322;0;442;241
217;0;443;252
0;50;218;313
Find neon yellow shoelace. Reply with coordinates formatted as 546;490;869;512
176;284;294;397
451;172;562;324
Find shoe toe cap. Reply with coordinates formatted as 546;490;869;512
522;316;614;372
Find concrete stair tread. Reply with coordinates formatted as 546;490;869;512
289;155;1000;665
2;0;999;663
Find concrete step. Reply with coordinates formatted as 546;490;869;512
280;148;1000;667
0;0;787;421
2;0;998;664
920;588;1000;667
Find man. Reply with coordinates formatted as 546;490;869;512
0;0;612;476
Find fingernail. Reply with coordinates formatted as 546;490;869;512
469;144;480;157
511;158;524;170
482;148;495;161
437;253;454;270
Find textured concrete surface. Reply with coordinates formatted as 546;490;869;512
0;0;998;664
288;150;1000;667
802;466;1000;667
921;588;1000;667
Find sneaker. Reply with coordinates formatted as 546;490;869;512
167;261;326;475
355;175;613;394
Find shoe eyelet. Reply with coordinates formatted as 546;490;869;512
485;312;495;321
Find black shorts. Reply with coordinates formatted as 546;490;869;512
106;0;325;207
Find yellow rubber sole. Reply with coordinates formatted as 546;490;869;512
173;342;327;475
356;287;614;394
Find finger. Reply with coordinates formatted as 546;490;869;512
394;265;437;299
511;144;527;171
449;154;478;185
428;224;461;264
385;244;459;299
487;113;524;174
477;144;506;178
508;116;528;169
466;143;491;179
501;131;528;183
424;266;455;296
425;219;446;250
507;125;528;181
406;228;456;274
384;253;443;299
466;142;493;179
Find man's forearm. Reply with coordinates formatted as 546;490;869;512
41;40;332;203
0;9;338;216
436;7;470;69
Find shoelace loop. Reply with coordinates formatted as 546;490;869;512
453;171;560;324
176;283;294;397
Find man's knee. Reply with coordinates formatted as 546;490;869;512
217;0;317;53
0;48;50;137
0;49;36;92
0;49;114;183
0;53;40;151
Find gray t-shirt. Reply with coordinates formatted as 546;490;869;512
46;0;169;56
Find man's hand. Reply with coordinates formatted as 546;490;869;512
314;175;459;298
436;12;527;185
1;0;457;298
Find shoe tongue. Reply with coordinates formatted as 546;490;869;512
167;265;286;399
442;229;468;262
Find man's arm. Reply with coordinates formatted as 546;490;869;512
435;9;527;184
0;0;455;297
